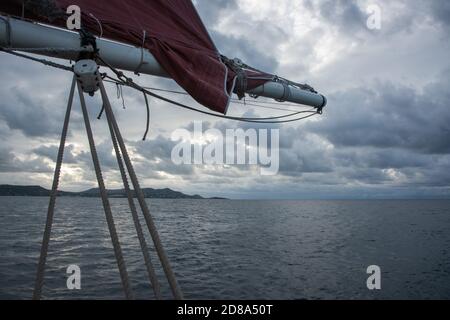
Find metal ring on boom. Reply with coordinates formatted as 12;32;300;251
135;30;148;75
0;16;11;47
276;81;292;102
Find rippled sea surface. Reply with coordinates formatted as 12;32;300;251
1;197;450;300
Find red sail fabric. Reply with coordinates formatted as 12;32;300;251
0;0;271;114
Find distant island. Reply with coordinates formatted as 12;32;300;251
0;185;226;200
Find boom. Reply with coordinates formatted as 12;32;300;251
0;15;326;109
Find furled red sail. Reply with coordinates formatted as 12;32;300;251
0;0;271;114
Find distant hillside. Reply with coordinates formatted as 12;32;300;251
0;185;225;199
0;185;49;197
78;187;205;199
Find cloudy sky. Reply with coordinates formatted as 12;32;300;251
1;0;450;199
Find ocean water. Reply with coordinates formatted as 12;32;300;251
0;197;449;300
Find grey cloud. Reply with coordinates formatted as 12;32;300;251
333;148;429;170
312;0;367;33
194;0;238;27
429;1;450;30
132;135;195;177
133;135;177;161
210;31;279;74
194;0;279;72
0;148;17;172
33;144;78;164
0;146;52;173
0;86;62;137
307;74;450;155
32;140;117;171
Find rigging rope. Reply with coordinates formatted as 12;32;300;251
33;77;136;300
106;74;301;119
33;76;76;300
142;92;150;141
109;82;314;108
106;104;162;299
0;47;322;125
0;47;73;71
1;47;92;53
99;66;320;124
102;80;313;113
103;73;318;123
99;80;184;299
116;83;126;109
77;80;134;299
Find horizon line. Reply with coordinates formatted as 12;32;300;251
1;184;450;201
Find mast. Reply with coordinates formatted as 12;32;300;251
0;15;326;109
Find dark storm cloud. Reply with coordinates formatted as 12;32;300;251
278;148;333;176
210;31;279;74
307;71;450;155
0;146;52;173
0;86;63;137
0;147;17;172
194;0;279;72
132;136;195;177
310;0;367;33
194;0;238;27
132;135;176;161
333;148;430;170
33;144;78;164
32;140;117;171
429;0;450;30
302;0;450;40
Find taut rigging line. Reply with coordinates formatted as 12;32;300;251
0;47;322;128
